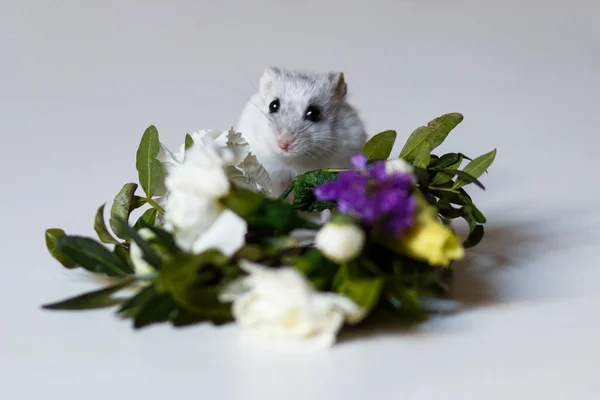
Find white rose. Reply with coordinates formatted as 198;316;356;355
223;129;251;166
129;228;157;276
156;128;270;254
163;143;232;251
165;192;225;251
226;153;272;196
188;209;247;256
220;261;364;350
165;143;231;199
385;158;414;176
315;221;365;263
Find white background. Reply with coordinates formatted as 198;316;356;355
2;0;600;398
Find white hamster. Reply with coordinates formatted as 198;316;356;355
235;67;368;197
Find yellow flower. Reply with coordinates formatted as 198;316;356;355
380;193;464;267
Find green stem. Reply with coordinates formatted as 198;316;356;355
147;197;165;215
133;272;158;280
278;182;294;201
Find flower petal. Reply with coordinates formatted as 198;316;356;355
350;153;367;169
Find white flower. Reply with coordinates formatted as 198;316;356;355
186;209;247;256
385;158;414;177
163;191;225;250
315;221;365;263
157;128;270;197
156;128;270;254
163;141;232;252
220;261;364;350
165;141;231;198
226;153;271;195
223;129;250;166
159;128;248;168
157;144;184;175
129;228;156;276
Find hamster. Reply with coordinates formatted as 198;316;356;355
235;67;368;198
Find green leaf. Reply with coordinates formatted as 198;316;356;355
118;285;214;329
463;225;485;248
362;130;397;161
111;217;164;269
453;149;497;189
41;279;134;310
185;133;194;150
428;154;439;165
436;199;463;219
399;113;463;160
110;183;138;240
431;186;472;206
94;204;119;244
462;203;478;234
413;166;431;192
45;228;77;269
55;235;131;277
113;244;134;274
117;285;158;318
399;126;429;161
385;286;426;320
465;202;486;224
431;153;460;169
256;198;319;232
292;170;338;212
430;155;464;186
133;292;177;329
170;308;207;327
438;169;485;190
412;140;431;168
333;265;385;317
158;251;233;321
425;113;464;149
132;208;157;230
227;186;319;233
144;225;180;254
224;185;264;218
132;196;148;209
136;125;163;198
292;248;338;290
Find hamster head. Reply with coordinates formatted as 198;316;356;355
253;67;350;161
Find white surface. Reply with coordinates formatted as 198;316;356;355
2;0;600;398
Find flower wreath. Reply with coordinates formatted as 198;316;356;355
43;112;496;350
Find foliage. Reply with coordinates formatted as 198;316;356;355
41;112;496;337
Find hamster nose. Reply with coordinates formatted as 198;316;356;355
276;134;292;151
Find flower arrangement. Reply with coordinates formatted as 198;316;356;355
42;112;496;350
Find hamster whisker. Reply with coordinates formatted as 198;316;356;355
235;64;259;93
247;99;273;122
302;150;322;165
228;87;271;121
294;125;312;135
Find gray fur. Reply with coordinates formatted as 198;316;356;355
236;67;368;197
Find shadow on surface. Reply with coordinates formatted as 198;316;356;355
338;210;600;344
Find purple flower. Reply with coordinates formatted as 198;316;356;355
314;155;417;235
350;154;368;169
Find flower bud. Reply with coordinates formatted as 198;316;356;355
383;192;464;267
385;158;414;176
315;219;365;263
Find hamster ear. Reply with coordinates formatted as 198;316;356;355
331;72;347;99
260;67;280;92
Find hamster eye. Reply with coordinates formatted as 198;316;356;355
269;99;280;113
304;105;322;122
